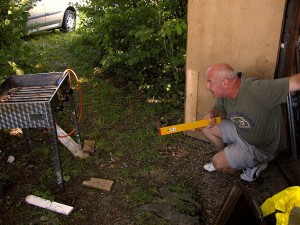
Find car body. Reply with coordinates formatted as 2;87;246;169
27;0;77;33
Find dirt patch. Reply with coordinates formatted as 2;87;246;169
0;126;291;225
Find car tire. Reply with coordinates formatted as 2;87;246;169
60;9;76;32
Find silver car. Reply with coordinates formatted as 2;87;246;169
27;0;77;33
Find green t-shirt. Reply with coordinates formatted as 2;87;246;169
215;74;290;158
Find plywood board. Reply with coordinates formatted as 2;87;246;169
185;0;286;139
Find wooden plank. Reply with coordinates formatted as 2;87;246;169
82;178;114;192
56;124;89;159
184;70;199;128
214;181;266;225
82;140;96;154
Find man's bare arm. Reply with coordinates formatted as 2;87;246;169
289;73;300;92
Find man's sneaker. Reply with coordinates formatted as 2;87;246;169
203;162;217;172
240;163;268;182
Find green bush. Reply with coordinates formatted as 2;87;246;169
0;0;32;79
78;0;187;106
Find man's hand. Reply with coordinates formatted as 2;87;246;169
203;112;217;129
203;108;226;129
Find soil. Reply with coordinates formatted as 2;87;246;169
0;125;292;225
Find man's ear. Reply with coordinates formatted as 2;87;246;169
221;78;229;87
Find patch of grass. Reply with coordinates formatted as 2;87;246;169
32;190;55;201
128;185;159;206
22;30;96;76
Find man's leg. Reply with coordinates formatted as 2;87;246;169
202;120;241;174
212;151;240;173
202;125;225;150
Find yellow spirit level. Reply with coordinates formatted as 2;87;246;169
158;117;221;136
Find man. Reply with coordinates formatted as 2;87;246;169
202;63;300;182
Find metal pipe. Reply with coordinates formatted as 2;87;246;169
9;90;56;94
2;98;50;102
7;95;52;99
287;93;298;160
9;86;57;90
8;87;57;94
8;94;53;98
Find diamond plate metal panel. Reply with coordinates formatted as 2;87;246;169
0;102;50;129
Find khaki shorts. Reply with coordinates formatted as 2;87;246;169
218;119;269;169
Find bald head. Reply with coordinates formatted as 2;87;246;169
206;63;236;82
205;63;240;99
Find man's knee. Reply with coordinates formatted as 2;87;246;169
212;154;225;171
202;125;221;136
212;152;236;173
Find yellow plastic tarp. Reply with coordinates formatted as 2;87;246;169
260;186;300;225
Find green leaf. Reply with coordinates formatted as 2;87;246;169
176;25;182;35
